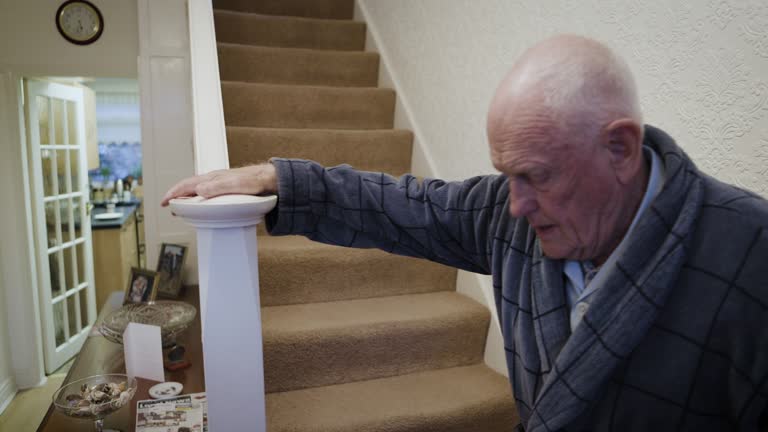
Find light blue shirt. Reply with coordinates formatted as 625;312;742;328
563;147;666;331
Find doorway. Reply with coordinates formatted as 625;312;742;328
24;76;144;374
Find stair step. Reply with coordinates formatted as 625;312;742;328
218;43;379;87
258;236;455;306
262;292;489;393
221;82;395;129
214;10;365;51
227;127;412;175
213;0;353;20
266;364;518;432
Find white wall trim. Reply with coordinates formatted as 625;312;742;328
0;72;47;389
137;0;198;283
0;377;18;416
354;2;507;377
188;0;229;175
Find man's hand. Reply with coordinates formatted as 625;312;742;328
161;163;278;207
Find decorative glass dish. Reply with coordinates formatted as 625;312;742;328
99;301;197;347
52;374;137;432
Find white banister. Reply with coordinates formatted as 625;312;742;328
184;1;269;429
188;0;230;175
170;194;276;432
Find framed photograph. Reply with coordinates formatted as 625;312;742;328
124;268;159;305
156;243;188;299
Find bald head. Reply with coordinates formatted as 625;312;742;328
487;35;649;264
488;35;642;147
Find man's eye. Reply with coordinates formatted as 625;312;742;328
529;171;549;184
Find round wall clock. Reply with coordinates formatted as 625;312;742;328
55;0;104;45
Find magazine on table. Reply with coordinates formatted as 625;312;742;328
135;393;208;432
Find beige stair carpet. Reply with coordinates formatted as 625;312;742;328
212;0;518;430
257;236;454;306
218;44;379;87
263;292;490;393
214;11;366;51
222;82;396;129
227;128;413;175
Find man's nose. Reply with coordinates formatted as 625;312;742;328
508;178;537;218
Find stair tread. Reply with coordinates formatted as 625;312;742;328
263;291;487;334
221;80;390;93
213;8;365;26
217;42;376;58
217;43;379;87
263;292;488;392
266;364;518;432
214;9;365;51
228;126;412;136
257;235;455;307
228;127;412;174
212;0;354;20
221;82;395;129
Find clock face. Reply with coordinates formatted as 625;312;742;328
56;0;103;45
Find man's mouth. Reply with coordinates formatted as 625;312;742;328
534;225;556;236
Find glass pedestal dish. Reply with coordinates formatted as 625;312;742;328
52;374;138;432
99;301;197;348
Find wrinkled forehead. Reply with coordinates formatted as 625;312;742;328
488;125;574;172
488;104;586;171
488;99;565;146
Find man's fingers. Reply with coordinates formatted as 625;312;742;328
161;175;207;206
161;164;277;207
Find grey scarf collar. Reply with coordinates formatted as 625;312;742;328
523;126;704;431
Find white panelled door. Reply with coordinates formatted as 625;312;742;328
25;80;97;374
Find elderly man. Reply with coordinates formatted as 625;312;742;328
163;35;768;431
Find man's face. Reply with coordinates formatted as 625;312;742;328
488;115;624;262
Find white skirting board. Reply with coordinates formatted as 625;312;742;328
0;377;18;416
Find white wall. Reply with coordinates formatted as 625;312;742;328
358;0;768;188
358;0;768;376
0;0;138;77
0;265;16;415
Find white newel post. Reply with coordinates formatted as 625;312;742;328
169;194;277;432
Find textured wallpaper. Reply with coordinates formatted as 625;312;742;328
359;0;768;195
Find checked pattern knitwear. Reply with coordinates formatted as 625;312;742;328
266;125;768;431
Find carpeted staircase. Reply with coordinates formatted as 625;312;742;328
213;0;518;430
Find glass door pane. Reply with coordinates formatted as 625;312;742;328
37;96;49;145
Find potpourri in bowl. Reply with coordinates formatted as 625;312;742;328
52;374;137;431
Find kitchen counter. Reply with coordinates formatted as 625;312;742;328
91;201;142;230
90;199;146;312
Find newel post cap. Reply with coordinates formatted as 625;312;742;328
169;194;277;228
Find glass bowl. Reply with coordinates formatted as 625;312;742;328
99;301;197;347
52;374;137;431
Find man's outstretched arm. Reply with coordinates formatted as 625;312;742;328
162;159;511;274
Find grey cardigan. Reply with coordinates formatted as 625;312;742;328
267;126;768;431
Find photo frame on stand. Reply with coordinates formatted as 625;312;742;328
124;268;159;305
156;243;188;299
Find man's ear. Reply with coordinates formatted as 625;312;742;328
603;118;643;183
